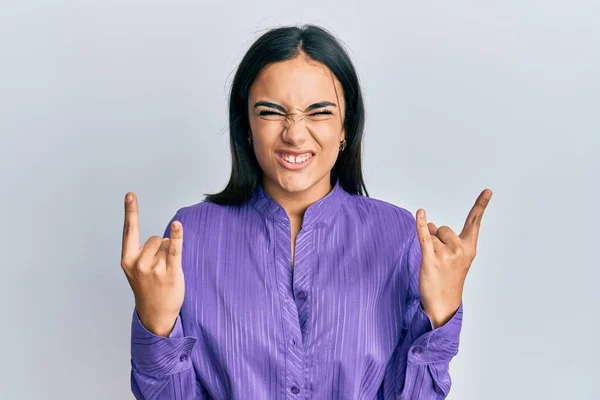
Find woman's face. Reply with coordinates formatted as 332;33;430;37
248;55;345;197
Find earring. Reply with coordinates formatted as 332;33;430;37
339;138;346;151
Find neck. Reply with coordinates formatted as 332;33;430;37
262;175;333;221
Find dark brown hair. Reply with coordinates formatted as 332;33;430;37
205;24;368;205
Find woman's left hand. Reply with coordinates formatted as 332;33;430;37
415;189;493;328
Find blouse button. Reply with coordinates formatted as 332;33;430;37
411;346;423;355
290;386;300;394
179;354;188;362
297;291;307;300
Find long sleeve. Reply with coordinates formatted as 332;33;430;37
392;223;463;399
130;309;199;399
129;210;201;400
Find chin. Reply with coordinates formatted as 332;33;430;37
262;160;332;196
278;177;314;194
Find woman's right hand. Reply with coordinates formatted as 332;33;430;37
120;192;185;337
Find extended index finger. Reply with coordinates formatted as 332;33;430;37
459;189;493;245
122;192;140;261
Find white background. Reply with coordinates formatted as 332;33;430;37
1;1;598;398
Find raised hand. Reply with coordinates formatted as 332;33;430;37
120;192;185;337
415;189;493;328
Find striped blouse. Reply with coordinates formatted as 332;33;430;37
130;180;463;399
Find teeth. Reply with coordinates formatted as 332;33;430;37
282;153;311;163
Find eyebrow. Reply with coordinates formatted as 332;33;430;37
253;101;337;113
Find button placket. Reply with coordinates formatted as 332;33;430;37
297;290;307;300
273;220;306;399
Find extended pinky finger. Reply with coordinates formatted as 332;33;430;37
415;209;435;259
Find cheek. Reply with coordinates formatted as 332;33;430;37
250;127;279;166
252;137;272;163
311;123;342;156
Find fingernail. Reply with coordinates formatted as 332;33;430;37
172;221;179;230
125;194;132;202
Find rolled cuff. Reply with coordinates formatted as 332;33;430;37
130;308;197;378
406;301;463;365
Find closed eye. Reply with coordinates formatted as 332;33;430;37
258;110;333;117
259;110;283;116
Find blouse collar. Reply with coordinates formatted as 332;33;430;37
250;179;347;228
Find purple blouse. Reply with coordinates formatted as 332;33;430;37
130;180;462;399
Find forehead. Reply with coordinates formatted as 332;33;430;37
249;56;343;107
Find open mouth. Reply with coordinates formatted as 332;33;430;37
275;151;315;170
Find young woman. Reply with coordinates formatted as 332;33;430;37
121;24;492;399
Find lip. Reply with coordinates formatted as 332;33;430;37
275;151;315;171
276;149;316;156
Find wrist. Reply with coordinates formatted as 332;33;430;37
421;300;461;329
136;308;179;337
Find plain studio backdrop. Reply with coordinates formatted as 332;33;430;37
1;1;598;399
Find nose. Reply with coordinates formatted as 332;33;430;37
281;114;308;146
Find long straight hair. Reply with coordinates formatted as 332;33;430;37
205;24;368;205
